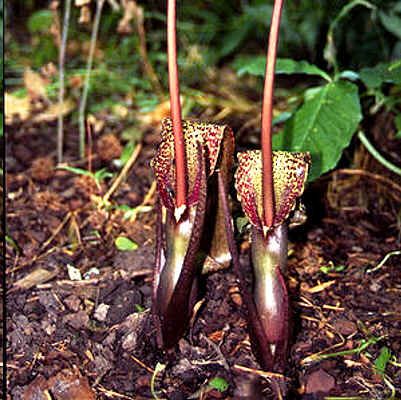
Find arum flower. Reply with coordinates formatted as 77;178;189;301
151;118;234;348
234;150;310;371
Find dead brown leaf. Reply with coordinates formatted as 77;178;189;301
5;92;31;125
137;99;172;127
87;113;105;133
117;0;136;34
75;0;91;6
79;5;91;24
32;98;75;123
24;68;48;100
13;267;59;291
23;369;96;400
305;280;336;294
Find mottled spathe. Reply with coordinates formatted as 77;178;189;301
151;118;234;210
235;150;311;232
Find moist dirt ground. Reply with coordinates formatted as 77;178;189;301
5;112;401;399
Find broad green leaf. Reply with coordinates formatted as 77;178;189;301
208;377;229;392
359;61;401;89
273;111;293;125
234;56;331;82
273;81;362;181
219;22;252;57
115;237;138;251
27;10;54;34
379;10;401;39
374;346;392;375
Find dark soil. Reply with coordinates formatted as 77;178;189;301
6;115;401;399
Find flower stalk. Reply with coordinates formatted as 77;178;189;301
261;0;284;232
167;0;187;220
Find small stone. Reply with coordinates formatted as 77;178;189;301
369;282;381;292
84;267;100;280
48;369;96;400
93;303;110;322
67;264;82;281
64;295;81;312
121;332;137;351
305;368;335;394
63;311;89;330
333;319;357;336
41;319;56;335
229;285;243;306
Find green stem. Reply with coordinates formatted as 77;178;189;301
357;130;401;177
57;0;72;164
325;0;376;74
78;0;105;159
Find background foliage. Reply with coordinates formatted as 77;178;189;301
5;0;401;179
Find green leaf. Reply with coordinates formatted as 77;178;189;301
93;168;114;182
27;10;54;34
395;114;401;139
338;70;360;81
359;61;401;89
320;263;346;274
208;377;229;392
219;22;251;57
374;346;392;375
120;143;136;166
234;56;331;82
379;10;401;39
135;304;145;312
137;96;159;113
273;111;293;125
273;81;362;181
121;125;144;143
57;166;92;177
114;237;138;251
235;216;249;234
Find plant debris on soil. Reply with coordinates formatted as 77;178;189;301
6;112;401;399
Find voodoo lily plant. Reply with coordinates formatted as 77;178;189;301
150;0;234;349
233;0;310;371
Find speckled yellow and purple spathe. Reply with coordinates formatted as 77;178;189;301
150;118;234;210
235;150;311;231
